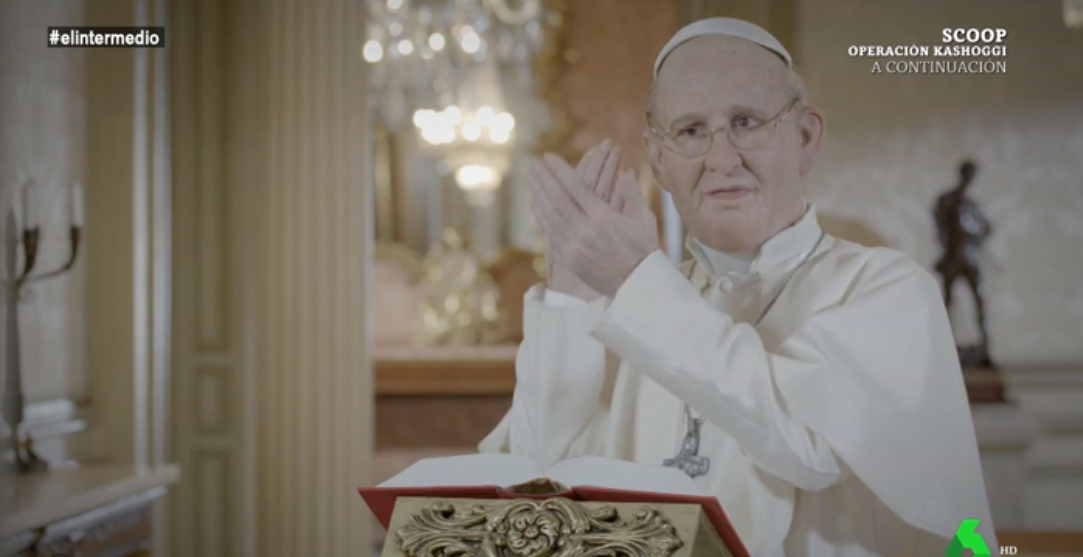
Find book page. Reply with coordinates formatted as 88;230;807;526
378;454;708;496
378;453;542;488
547;456;706;496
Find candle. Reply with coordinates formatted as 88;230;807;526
71;181;85;228
3;208;22;429
4;207;16;271
21;179;38;230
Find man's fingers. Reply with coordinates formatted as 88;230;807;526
614;169;647;214
529;160;582;235
540;155;610;215
539;154;594;214
576;145;601;178
527;164;564;229
529;205;560;248
580;140;611;186
543;153;580;193
597;146;623;204
611;169;633;210
529;194;571;263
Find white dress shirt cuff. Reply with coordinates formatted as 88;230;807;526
543;288;591;307
593;250;705;365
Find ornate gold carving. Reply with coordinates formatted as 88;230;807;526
415;228;506;346
396;498;683;557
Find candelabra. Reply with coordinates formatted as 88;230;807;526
414;227;505;346
2;179;83;473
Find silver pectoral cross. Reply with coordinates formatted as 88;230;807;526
663;409;710;478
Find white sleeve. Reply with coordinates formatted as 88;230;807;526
591;251;844;490
543;288;590;307
478;284;612;470
591;250;993;542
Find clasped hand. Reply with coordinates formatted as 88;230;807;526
528;140;660;299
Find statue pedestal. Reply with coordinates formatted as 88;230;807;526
965;367;1007;403
971;402;1043;529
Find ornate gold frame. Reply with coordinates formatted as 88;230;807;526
395;498;683;557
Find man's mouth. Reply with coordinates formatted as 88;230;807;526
706;187;753;200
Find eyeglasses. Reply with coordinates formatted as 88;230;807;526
648;97;800;158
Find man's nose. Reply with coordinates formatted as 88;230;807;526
703;129;742;173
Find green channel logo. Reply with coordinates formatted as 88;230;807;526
946;518;991;557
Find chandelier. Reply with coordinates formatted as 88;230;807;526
363;0;553;204
410;60;517;204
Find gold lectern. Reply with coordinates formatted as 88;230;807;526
361;480;750;557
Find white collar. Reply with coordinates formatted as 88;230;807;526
685;203;823;279
689;237;754;276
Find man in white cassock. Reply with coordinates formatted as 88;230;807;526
479;18;996;556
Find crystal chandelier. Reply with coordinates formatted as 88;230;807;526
363;0;551;204
410;60;517;204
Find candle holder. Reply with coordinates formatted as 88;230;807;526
2;183;83;473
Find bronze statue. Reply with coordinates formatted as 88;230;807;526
934;160;994;368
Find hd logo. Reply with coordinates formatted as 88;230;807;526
946;519;1017;556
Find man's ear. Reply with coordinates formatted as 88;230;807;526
796;105;825;176
642;130;670;193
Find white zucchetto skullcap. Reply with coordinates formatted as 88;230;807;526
653;17;792;79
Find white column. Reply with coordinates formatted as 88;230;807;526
258;0;373;555
172;0;373;553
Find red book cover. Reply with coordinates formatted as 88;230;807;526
358;484;750;557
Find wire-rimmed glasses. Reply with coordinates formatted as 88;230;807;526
648;97;800;157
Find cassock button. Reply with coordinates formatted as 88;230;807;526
717;277;734;292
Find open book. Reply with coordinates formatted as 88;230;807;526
360;454;749;557
378;454;706;494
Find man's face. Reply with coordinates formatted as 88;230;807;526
960;162;976;183
645;35;823;255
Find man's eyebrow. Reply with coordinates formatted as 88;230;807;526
665;112;708;129
729;103;771;117
665;104;771;128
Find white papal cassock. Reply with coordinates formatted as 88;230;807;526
479;205;996;556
